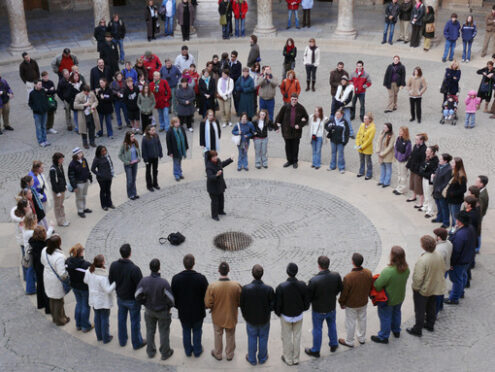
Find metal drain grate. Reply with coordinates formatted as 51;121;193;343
214;231;253;251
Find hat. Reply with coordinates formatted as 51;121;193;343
105;32;112;37
144;50;152;56
63;48;71;54
72;147;83;156
456;210;470;226
468;90;477;96
286;263;298;277
341;75;349;81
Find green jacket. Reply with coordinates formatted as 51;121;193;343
118;143;141;166
374;265;410;306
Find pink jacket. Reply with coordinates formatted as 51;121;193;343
465;94;481;114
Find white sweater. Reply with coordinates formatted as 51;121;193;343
303;46;320;67
334;84;354;107
84;268;116;310
41;248;67;299
217;77;234;100
10;207;23;246
309;115;328;138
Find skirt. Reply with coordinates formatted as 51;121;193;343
409;172;423;195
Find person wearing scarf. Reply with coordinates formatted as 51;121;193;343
91;145;115;211
303;38;320;92
166;117;189;181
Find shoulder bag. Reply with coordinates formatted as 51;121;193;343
45;251;71;294
21;244;33;268
232;123;241;146
441;177;453;199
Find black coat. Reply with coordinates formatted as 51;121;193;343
99;41;119;75
229;61;242;81
252;119;275;138
96;87;114;115
49;163;67;194
57;78;72;102
206;158;233;195
432;163;452;199
399;0;413;21
275;102;309;140
68;158;92;189
28;89;49;114
385;2;400;24
91;156;114;181
418;155;439;184
411;3;425;26
66;256;91;291
308;270;343;313
325;117;350;145
94;25;107;52
109;259;143;301
19;59;40;83
171;270;209;323
446;177;467;205
240;280;275;326
166;126;189;158
275;277;310;317
124;85;140;111
383;62;406;89
107;19;126;39
141;135;163;162
199;120;222;150
406;143;426;174
90;66;113;91
198;77;216;115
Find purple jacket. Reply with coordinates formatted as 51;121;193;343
394;137;411;162
0;78;13;108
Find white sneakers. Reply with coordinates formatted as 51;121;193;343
48;128;58;134
188;128;193;132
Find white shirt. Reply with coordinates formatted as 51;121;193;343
309;115;327;138
149;6;156;18
282;313;304;323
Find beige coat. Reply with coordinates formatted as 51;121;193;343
376;132;395;164
407;76;427;98
73;91;101;135
204;278;242;329
412;251;446;297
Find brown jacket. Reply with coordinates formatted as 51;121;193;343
204;278;242;329
329;68;349;97
486;12;495;33
406;76;427;98
338;267;373;308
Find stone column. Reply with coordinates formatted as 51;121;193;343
93;0;110;26
254;0;276;36
5;0;33;53
334;0;356;39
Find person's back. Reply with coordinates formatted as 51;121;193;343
308;268;342;313
240;278;274;326
171;267;208;323
412;251;446;297
109;256;142;300
206;278;242;328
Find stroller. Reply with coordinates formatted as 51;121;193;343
440;94;459;125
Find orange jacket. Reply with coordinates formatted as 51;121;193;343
370;274;388;306
280;78;301;103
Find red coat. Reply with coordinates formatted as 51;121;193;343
286;0;301;10
233;0;248;19
149;79;171;109
141;54;162;81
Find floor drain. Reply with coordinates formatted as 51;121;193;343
214;231;252;251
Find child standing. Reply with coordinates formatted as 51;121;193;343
465;90;481;128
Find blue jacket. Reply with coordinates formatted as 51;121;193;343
301;0;313;9
444;20;460;41
161;0;176;17
160;64;182;89
122;68;138;84
449;225;476;266
461;24;477;42
232;121;256;143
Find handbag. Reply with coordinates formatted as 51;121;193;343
45;251;71;294
425;23;435;33
47;96;58;112
159;232;186;246
441;177;453;198
21;245;33;268
232;123;241;146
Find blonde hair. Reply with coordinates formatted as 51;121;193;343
24;213;37;230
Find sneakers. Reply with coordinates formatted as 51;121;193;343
48;128;58;134
60;221;70;227
40;142;51;148
222;123;227;128
188;127;193;132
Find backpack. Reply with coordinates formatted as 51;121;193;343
159;232;186;246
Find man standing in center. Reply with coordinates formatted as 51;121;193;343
304;256;343;358
205;262;242;361
109;243;146;350
350;60;372;122
256;66;278;121
275;93;309;169
383;55;406;113
338;253;373;348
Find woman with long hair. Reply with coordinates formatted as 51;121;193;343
303;38;320;92
309;106;327;169
232;112;256;171
68;148;93;218
142;124;164;189
280;70;301;104
166;117;189;181
406;67;427;123
445;157;467;231
68;72;83;132
198;68;216;118
118;131;141;200
376;123;395;188
371;246;410;343
29;225;53;313
406;133;428;208
91;145;115;210
28;160;49;209
49;152;69;227
422;6;435;51
22;213;41;295
252;109;275;169
84;254;116;343
123;77;141;134
461;15;477;63
282;38;297;80
418;145;439;218
137;83;156;131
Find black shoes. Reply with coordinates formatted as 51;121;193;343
424;326;434;332
283;162;292;168
392;332;400;338
330;345;338;352
154;185;161;190
304;348;320;358
365;177;371;180
84;208;92;213
293;163;298;169
357;174;363;178
371;335;389;344
219;212;226;215
78;212;86;218
148;187;155;192
406;327;422;337
393;190;401;195
443;299;459;305
161;349;174;360
212;216;220;221
135;341;147;350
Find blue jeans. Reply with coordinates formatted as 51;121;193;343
165;16;174;35
449;264;469;302
73;288;91;331
235;18;245;37
288;10;299;28
33;113;47;144
443;39;456;60
448;202;461;228
330;142;345;171
311;310;337;352
351;93;366;122
181;319;203;356
124;163;138;198
342;108;355;136
21;246;36;294
173;157;183;179
246;322;270;365
377;303;402;340
462;40;473;60
98;112;113;137
114;100;129;128
157;107;170;131
383;22;395;43
94;308;111;342
259;98;275;121
222;24;230;39
443;109;455;117
117;298;143;348
113;38;125;61
359;153;373;178
379;162;392;186
435;197;450;226
311;136;323;167
237;141;249;169
465;113;475;128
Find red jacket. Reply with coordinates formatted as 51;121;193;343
233;0;248;19
350;68;372;95
149;79;171;109
286;0;301;10
141;54;162;81
370;274;388;306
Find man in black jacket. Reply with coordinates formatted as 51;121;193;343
57;69;74;130
240;264;275;366
383;55;406;113
171;254;208;357
205;150;234;221
19;52;40;100
305;256;343;358
107;13;126;65
90;59;113;91
109;243;146;350
100;32;120;76
135;259;174;360
28;80;50;147
398;0;413;43
229;50;242;114
382;0;400;45
275;263;309;366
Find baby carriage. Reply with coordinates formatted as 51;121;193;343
440;94;459;125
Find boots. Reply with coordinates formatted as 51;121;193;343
311;81;316;92
306;81;310;92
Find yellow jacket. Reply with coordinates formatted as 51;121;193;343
355;122;376;155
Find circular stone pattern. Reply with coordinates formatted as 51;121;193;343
85;179;381;284
214;231;253;251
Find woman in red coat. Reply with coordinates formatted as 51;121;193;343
286;0;301;29
232;0;248;37
149;71;172;132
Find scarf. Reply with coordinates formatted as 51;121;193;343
105;154;114;176
204;119;219;152
310;45;317;64
31;186;44;212
202;75;210;86
286;44;294;54
174;127;187;158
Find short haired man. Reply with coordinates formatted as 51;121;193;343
175;45;196;73
0;73;14;133
19;52;40;100
350;60;371;122
28;80;50;147
407;235;446;336
160;59;182;114
90;58;113;91
109;244;146;350
171;254;209;357
442;13;461;63
338;253;373;347
256;65;278;121
433;227;452;314
247;35;259;67
329;62;349;97
275;263;309;366
240;264;275;366
135;259;174;360
51;48;79;79
99;32;120;76
382;0;399;45
229;50;242;113
305;256;342;358
383;55;406;113
205;262;242;361
475;175;489;253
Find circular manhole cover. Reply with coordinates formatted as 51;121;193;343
214;231;253;251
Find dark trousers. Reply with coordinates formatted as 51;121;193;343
409;97;422;121
209;192;224;218
410;24;422;47
179;115;193;129
351;93;366;121
97;178;113;208
302;9;311;27
146;158;159;188
94;308;111;342
305;65;317;82
34;261;50;313
145;309;172;358
181;24;190;41
147;19;157;40
141;112;153;131
49;298;67;325
181;319;204;356
233;90;240;115
412;290;436;333
81;114;96;146
284;138;300;164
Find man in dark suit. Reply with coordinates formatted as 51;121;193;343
100;32;119;76
90;59;113;91
205;150;233;221
229;50;242;115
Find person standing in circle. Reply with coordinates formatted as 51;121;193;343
91;145;115;211
118;131;142;200
376;123;395;188
205;150;234;221
355;113;376;180
393;126;412;196
303;38;320;92
68;147;93;218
